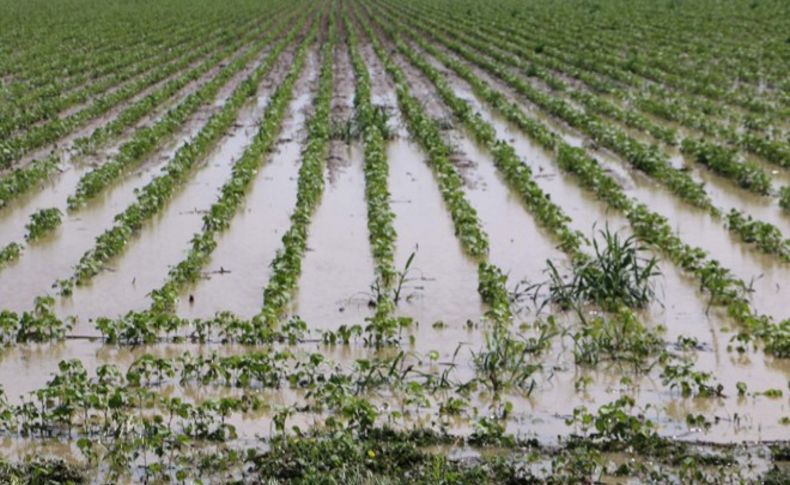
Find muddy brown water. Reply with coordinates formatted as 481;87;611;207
0;44;279;315
291;141;376;330
373;35;790;443
291;41;376;331
0;19;787;468
416;40;790;321
177;48;320;319
58;46;314;327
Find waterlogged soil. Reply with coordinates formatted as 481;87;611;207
0;43;278;316
177;47;320;319
0;39;260;249
60;44;310;326
391;45;569;292
422;41;790;319
292;142;376;329
393;38;790;442
0;13;787;478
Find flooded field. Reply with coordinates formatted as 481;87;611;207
0;0;787;482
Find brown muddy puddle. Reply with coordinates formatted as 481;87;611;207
364;41;485;341
58;47;316;326
289;142;376;330
176;54;318;319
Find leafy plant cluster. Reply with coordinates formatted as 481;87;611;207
0;242;22;270
681;138;772;195
0;296;73;345
24;206;62;241
0;154;57;210
543;226;660;311
726;208;790;261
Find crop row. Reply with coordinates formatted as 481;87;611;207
0;16;266;169
0;15;286;214
57;12;310;295
258;11;334;326
393;1;788;170
150;14;319;314
374;0;790;262
376;1;713;212
0;16;242;141
462;1;784;118
365;1;788;357
66;10;293;210
344;15;402;338
355;10;521;329
361;1;654;333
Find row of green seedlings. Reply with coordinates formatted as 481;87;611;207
66;9;296;210
0;15;262;169
0;12;289;215
363;4;687;383
149;17;320;314
0;155;57;210
0;9;240;134
373;4;789;358
1;0;251;90
387;0;790;229
357;15;518;331
344;16;402;340
355;11;567;382
400;4;677;147
55;14;311;296
429;3;790;253
377;1;790;261
374;0;709;211
530;4;784;100
438;1;789;169
257;10;336;327
0;16;218;138
416;2;788;177
468;1;783;119
70;7;291;156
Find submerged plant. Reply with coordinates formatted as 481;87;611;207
573;309;665;368
661;362;724;398
471;323;549;396
0;242;22;268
